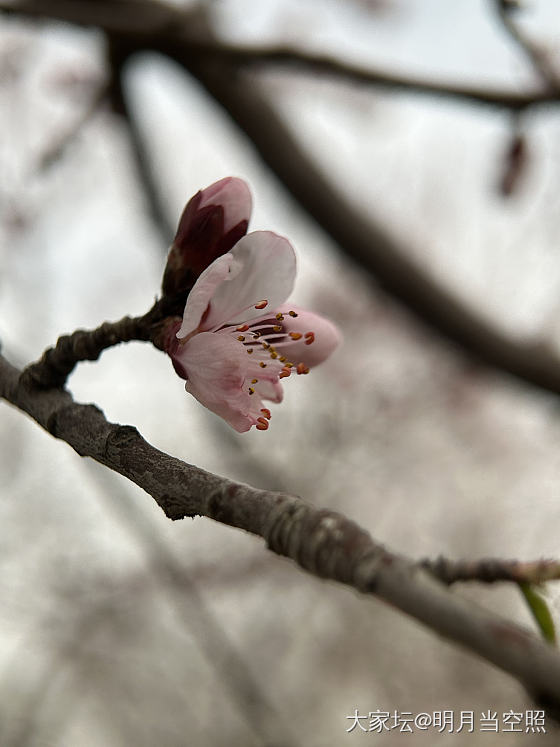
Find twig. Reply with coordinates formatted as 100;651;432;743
423;556;560;585
494;0;560;92
2;350;560;717
19;314;150;389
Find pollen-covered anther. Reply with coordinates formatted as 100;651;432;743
279;367;291;379
289;332;302;340
251;378;258;384
237;335;246;341
255;300;268;310
260;408;271;420
259;362;267;368
275;313;284;321
270;351;278;359
236;324;250;332
304;332;315;345
247;348;253;354
248;387;255;395
296;362;310;375
279;356;286;363
256;417;269;431
288;310;298;317
273;325;282;332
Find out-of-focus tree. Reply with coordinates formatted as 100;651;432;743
2;1;560;745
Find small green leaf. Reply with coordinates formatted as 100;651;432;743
519;583;556;645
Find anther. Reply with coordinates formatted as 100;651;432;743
259;362;267;368
260;408;271;420
273;325;282;332
247;349;253;354
255;300;268;310
279;356;286;363
236;324;249;332
253;331;261;338
304;332;315;345
251;378;258;384
279;368;291;379
288;310;298;317
289;332;302;340
296;363;309;375
270;351;278;359
256;417;269;431
248;387;255;395
275;313;284;321
237;335;246;342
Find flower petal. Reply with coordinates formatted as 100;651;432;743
174;331;260;432
201;231;296;331
176;252;234;339
275;305;341;368
198;177;252;234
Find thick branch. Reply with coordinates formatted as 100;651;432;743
3;351;560;715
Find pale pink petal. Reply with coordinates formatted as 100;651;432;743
177;252;234;339
199;177;252;234
254;377;284;403
174;331;258;432
201;231;296;331
275;305;341;368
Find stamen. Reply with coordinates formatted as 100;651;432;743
248;387;255;395
237;335;246;342
259;362;267;368
296;363;309;375
273;325;282;332
247;349;253;354
279;356;286;363
251;378;258;384
255;300;268;310
288;310;298;317
304;332;315;345
256;417;269;431
275;313;284;321
236;324;250;332
289;332;302;340
279;368;291;379
270;351;278;359
260;408;271;420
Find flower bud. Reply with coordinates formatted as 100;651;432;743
162;177;252;298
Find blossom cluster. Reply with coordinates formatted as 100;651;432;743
165;177;340;432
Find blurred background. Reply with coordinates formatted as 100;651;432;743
1;0;560;744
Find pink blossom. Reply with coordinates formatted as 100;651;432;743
169;230;340;432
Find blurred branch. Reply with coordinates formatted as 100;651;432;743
87;463;299;747
106;36;176;245
424;555;560;585
493;0;560;92
38;81;108;171
2;0;560;110
3;351;560;717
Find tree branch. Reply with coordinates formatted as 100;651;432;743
3;350;560;716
